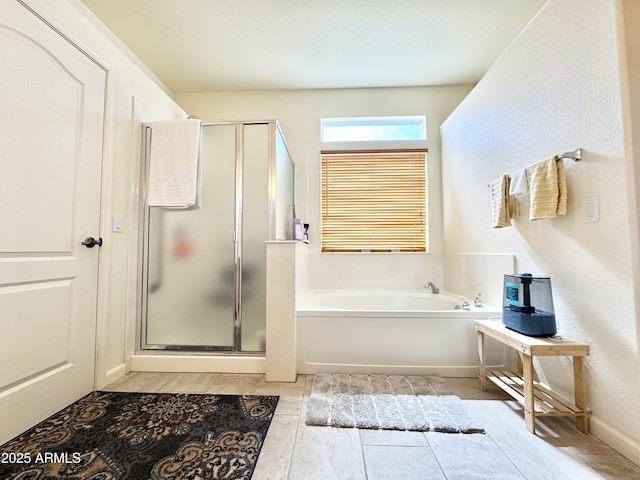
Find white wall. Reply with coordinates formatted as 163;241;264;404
441;0;640;462
175;86;473;291
30;0;186;388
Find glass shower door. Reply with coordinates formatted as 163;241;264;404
240;124;269;351
142;120;294;352
144;124;237;349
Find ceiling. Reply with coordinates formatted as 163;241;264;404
78;0;546;93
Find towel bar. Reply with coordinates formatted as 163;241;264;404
486;148;582;187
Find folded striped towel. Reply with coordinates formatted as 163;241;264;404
526;157;567;220
490;175;519;228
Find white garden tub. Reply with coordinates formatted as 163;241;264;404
296;289;507;377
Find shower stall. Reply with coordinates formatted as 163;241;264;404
139;121;295;354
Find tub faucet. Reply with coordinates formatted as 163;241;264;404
424;282;440;294
474;293;484;307
456;297;471;310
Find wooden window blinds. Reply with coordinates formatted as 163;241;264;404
321;149;427;252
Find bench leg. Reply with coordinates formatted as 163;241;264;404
522;354;535;434
477;329;486;391
573;356;589;433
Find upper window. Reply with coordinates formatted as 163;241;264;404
321;116;426;142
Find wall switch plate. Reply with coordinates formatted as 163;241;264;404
583;197;599;222
113;214;123;233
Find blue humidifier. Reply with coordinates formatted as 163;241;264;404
502;273;557;337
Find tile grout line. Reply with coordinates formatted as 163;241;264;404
284;381;310;480
489;431;530;480
464;416;529;480
422;431;452;480
154;372;180;392
359;430;370;480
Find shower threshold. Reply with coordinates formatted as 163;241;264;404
139;346;265;355
131;352;267;374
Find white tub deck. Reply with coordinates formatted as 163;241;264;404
296;289;509;376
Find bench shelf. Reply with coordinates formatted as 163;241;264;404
475;319;589;434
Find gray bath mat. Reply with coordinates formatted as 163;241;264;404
306;373;484;433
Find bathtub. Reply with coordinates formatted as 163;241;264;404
296;289;508;377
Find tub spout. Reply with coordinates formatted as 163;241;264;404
424;282;440;294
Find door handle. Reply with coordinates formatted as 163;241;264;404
82;237;103;248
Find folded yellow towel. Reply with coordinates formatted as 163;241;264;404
491;175;519;228
557;160;567;215
527;157;567;220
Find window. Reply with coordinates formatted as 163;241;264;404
321;149;427;252
321;116;426;142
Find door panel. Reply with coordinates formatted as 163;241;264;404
145;125;236;348
0;280;71;387
0;26;77;252
0;0;105;444
241;124;269;351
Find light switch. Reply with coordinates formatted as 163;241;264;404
583;197;599;223
113;214;124;233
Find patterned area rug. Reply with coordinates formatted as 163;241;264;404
306;373;483;433
0;391;278;479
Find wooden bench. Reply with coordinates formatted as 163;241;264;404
475;319;589;434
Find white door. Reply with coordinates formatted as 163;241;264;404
0;0;105;444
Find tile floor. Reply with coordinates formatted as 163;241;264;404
103;372;640;480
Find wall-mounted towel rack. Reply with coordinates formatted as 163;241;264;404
486;148;582;188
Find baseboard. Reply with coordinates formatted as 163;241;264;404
296;363;484;377
130;354;266;374
590;415;640;465
95;363;127;390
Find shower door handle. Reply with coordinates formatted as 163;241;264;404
82;236;103;248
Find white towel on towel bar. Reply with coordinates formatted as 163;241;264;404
148;119;201;208
509;167;528;197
